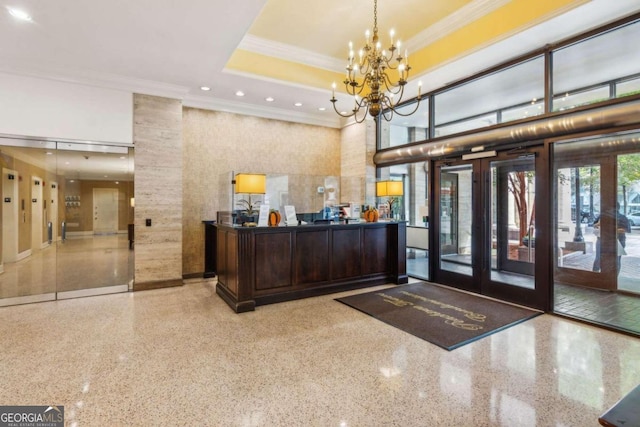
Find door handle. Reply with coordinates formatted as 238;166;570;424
61;221;66;241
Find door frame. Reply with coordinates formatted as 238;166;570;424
552;144;623;290
433;160;479;292
495;158;536;276
431;146;550;310
93;187;119;235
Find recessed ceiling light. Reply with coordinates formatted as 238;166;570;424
235;91;245;97
318;107;326;111
120;156;126;159
265;97;275;102
8;7;32;22
200;86;211;91
294;102;303;107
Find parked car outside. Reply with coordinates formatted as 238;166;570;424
628;211;640;226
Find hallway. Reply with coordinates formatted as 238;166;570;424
0;280;638;426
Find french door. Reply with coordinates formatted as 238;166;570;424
0;137;134;306
432;147;549;310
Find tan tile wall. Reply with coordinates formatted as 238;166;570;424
340;120;376;209
182;107;341;275
133;94;183;286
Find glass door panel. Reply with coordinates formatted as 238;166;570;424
439;165;473;276
0;138;134;307
433;148;547;310
490;157;536;289
553;151;613;290
56;142;134;299
0;138;57;306
553;131;640;334
617;153;640;294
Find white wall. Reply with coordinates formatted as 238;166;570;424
0;72;133;144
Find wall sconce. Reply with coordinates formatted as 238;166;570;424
376;180;404;218
234;173;266;216
130;197;135;208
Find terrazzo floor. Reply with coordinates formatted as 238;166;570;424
1;279;639;426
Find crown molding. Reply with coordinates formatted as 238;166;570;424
238;1;511;73
183;93;342;129
0;61;190;99
239;34;345;73
406;0;512;53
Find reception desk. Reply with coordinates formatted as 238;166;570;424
215;221;407;312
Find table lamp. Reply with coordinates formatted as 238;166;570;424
376;180;403;219
235;173;266;216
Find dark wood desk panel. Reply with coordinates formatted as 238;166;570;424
294;229;329;285
215;221;407;313
202;220;216;277
216;227;228;289
255;231;292;290
362;226;389;275
331;228;362;280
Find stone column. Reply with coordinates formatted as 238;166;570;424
133;94;183;290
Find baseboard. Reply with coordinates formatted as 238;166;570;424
57;285;129;300
133;278;183;291
0;293;56;307
66;231;94;237
182;272;203;280
17;249;31;261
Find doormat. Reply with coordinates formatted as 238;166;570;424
336;282;542;351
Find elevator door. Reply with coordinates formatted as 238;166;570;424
433;148;549;310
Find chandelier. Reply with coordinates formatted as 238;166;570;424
330;0;422;123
